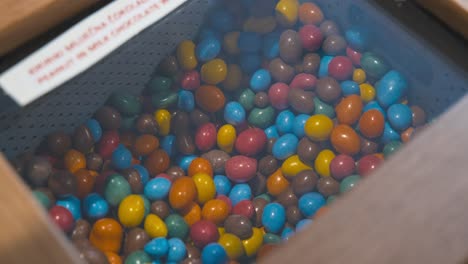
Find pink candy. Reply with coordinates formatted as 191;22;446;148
268;82;290;110
181;70;200;90
235;128;267;157
195;122;217;151
289;73;317;90
357;155;382;177
225;155;258;183
346;47;362;66
328;56;353;81
232;200;254;219
298;25;323;51
330;154;355;181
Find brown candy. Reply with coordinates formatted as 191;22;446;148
48;170;77;197
252;198;268;227
121;168;143;194
411;105;427;127
287;89;315;114
71;219;91;241
201;149;230;174
86;153;103;171
224;214;253;240
73;125;94;154
94;106;121;131
248;172;267;196
134;134;159;157
286;205;303;226
317;177;339;197
74;239;109;264
151;201;171;219
266;138;277;155
269;58;295;83
171;110;191;135
258;155;278;176
157;55;179;76
279;30;302;64
144;149;170;176
136;114;159;135
176;132;196;155
276;187;298;207
195;85;226;113
316;77;342;103
190;109;210;127
297;138;321;166
186;244;201;259
255;92;270;108
166;166;185;181
322;34;347;55
181;258;202;264
26;156;52;187
319;20;340;37
292;169;318;196
123;228;150;256
360;136;379;155
47;131;72;156
222;64;242;91
302;53;321;74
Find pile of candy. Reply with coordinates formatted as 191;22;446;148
13;0;428;263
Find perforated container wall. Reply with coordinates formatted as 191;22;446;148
0;0;466;158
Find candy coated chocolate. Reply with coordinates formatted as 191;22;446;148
316;77;342;103
94;106;121;131
47;131;72;156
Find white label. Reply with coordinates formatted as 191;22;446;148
0;0;187;106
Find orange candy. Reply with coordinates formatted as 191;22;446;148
181;201;202;226
298;2;323;25
64;149;86;173
74;169;96;199
313;206;328;219
266;169;290;196
374;153;385;160
133;134;159;156
188;157;213;177
335;95;363;125
104;252;122;264
330;124;361;155
169;177;197;210
144;149;170;176
201;199;230;225
401;127;414;143
358;109;385;138
120;132;136;149
89;218;123;253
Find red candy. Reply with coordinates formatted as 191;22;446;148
232;200;255;219
190;220;220;248
346;47;362;66
181;70;200;90
357;155;383;177
195;122;217;152
49;205;74;233
298;25;323;52
98;131;120;160
235;128;267;156
330;154;355;181
268;82;290;110
225;155;258;183
289;73;317;90
328;56;353;81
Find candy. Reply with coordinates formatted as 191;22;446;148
322;35;347;55
144;177;171;201
299;24;323;52
335;95;363;125
250;69;272;92
330;154;355;181
224;102;246;126
292;170;318;196
318;55;333;77
201;150;230;174
202;199;230;225
177;40;198;71
314;97;335;118
235;128;267;156
73;125;94;153
266;169;290;196
361;52;389;80
94;106;121;131
298;192;325;217
188;157;213;177
304;114;334;141
330;124;361;155
195;123;217;152
90;218;123;253
190;220;220;248
201;59;228;85
269;58;295;83
167;238;187;262
268;82;290;110
340;175;361;193
281;155;312;178
287;89;315;114
248;106;276;128
298;2;323;25
387;103;412;131
223;32;240;55
195;85;226;113
261;202;286;233
217;124;237;153
297;138;321;166
357;155;383;177
165;214;189;239
314;149;336;177
255;91;270;108
411;105;427;127
47;131;72;156
218;233;245;259
229;184;252;206
225;155;257;183
181;202;202;226
118;195;145;227
316;77;342;103
49;205;74;233
353;68;367;84
376;70;408;108
383;141;402;158
360;83;376;103
144;237;168;259
272;133;299;160
178;90;195;112
302;53;320;74
124;228;150;255
181;70;201;90
232;200;255;219
201;243;228;264
317;177;340;197
196;36;221;62
193;173;216;204
144;214;168;238
104;174;131;207
169;177;197;210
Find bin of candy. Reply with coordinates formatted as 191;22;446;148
0;0;467;263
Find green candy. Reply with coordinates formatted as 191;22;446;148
165;214;189;239
327;195;337;205
383;140;402;158
248;106;275;129
263;233;281;244
313;97;335;118
104;174;131;207
255;193;272;202
33;190;51;209
109;93;142;116
141;195;151;217
147;76;172;94
239;89;256;111
339;175;361;194
152;91;178;108
361;52;389;79
121;115;137;131
124;250;151;264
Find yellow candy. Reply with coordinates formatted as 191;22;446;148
219;233;245;260
243;16;277;34
217;124;236;153
315;149;335;177
201;59;227;85
176;40;197;71
242;227;263;257
154;109;171;136
223;32;240;55
360;83;376;103
144;214;168;238
218;227;226;236
353;68;366;84
304;114;334;141
118;195;145;228
281;155;312;178
275;0;299;27
192;173;216;204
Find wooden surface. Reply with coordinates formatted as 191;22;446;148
0;154;80;263
264;94;468;264
0;0;98;55
415;0;468;39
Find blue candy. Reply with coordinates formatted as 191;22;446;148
86;118;102;142
83;193;109;219
167;238;187;262
262;31;281;59
111;144;132;170
198;28;222;42
341;80;360;96
250;69;272;92
281;226;295;241
201;243;228;264
214;175;232;196
319;56;334;77
229;183;252;206
209;9;234;33
145;238;169;259
272;133;299;160
262;202;286;233
240;53;262;73
161;135;176;157
56;195;81;220
177;90;195;112
345;26;368;51
387;103;412;131
296;219;313;232
293;114;310;138
298;192;325;217
276;110;295;135
144;177;172;201
363;100;386;118
224;102;246;126
196;36;221;62
133;164;149;184
376;70;408;108
238;32;262;53
178;155;197;172
264;125;280;139
382;122;401;144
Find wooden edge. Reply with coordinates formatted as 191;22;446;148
0;153;81;263
0;0;99;56
264;94;468;264
414;0;468;39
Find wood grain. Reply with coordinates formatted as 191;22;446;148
263;94;468;264
0;0;98;55
0;154;81;263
